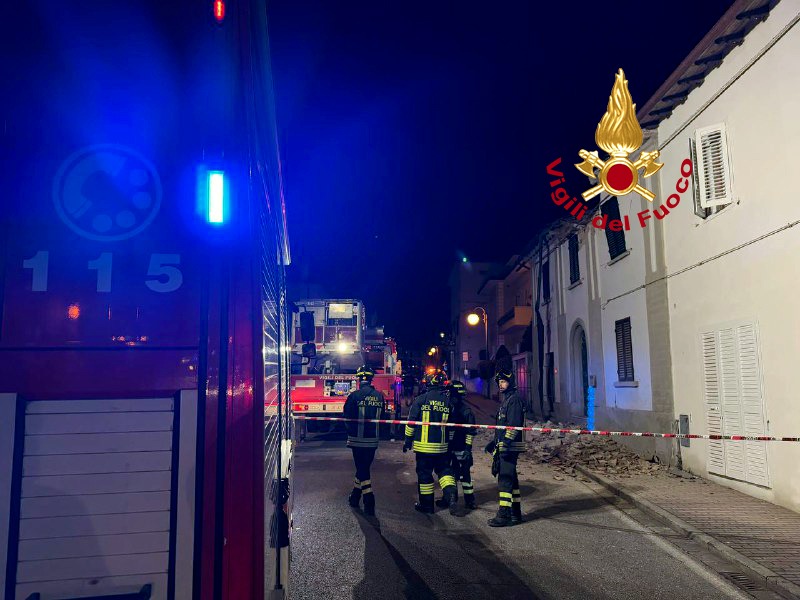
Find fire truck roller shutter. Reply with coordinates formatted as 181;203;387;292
0;392;197;600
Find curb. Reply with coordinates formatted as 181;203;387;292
575;464;800;600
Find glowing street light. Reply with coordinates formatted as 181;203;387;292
466;307;490;398
429;347;437;354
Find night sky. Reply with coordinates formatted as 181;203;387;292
267;1;733;350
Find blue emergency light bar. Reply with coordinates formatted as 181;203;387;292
207;170;225;224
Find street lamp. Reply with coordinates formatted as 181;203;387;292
466;307;490;398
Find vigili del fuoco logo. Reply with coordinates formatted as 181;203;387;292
547;69;693;230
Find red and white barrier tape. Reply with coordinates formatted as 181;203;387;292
292;415;800;442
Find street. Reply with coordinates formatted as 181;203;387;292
289;420;772;600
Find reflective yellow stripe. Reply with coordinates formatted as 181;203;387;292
512;489;520;495
499;500;512;507
463;488;474;495
361;480;371;487
465;435;474;445
412;441;448;453
439;475;456;488
404;425;414;437
421;410;430;444
505;430;516;438
499;492;512;499
441;412;448;443
419;484;435;491
354;478;361;486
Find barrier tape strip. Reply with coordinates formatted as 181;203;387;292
292;415;800;442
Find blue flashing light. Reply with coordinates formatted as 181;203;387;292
207;170;225;224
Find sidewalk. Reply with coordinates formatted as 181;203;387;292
461;395;800;598
577;458;800;599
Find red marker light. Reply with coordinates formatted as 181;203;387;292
213;0;225;22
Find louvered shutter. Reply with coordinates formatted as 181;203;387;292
737;323;769;486
568;234;580;284
702;331;725;474
719;327;747;480
695;124;732;208
602;198;627;259
614;318;634;382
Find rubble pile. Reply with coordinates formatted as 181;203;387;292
472;421;669;480
521;425;667;479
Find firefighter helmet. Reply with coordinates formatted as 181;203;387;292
448;380;467;397
494;369;515;386
429;370;449;387
356;365;375;382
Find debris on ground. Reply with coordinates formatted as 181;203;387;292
519;425;669;479
472;421;672;480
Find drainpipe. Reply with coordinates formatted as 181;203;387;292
533;233;547;419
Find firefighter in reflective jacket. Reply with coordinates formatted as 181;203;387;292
404;370;458;514
436;380;477;510
344;365;386;516
484;369;526;526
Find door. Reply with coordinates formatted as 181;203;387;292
701;322;769;487
571;325;589;417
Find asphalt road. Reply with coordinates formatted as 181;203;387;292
288;423;758;600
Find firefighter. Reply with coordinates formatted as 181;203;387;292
436;380;477;510
403;369;458;514
484;368;526;527
344;365;386;516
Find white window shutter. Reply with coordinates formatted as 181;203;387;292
719;327;747;481
695;124;733;208
702;331;725;475
737;324;770;487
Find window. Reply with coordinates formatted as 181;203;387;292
614;317;634;382
695;123;733;209
690;132;729;219
542;261;550;303
568;234;580;284
602;198;627;260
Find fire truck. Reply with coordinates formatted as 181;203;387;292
290;300;400;434
1;2;292;598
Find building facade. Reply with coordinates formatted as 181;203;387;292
652;0;800;511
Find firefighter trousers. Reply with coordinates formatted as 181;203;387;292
415;452;456;507
450;454;473;499
497;452;521;513
351;447;377;496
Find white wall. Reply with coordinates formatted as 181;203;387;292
658;2;800;511
594;190;655;414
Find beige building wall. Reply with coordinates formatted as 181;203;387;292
657;2;800;511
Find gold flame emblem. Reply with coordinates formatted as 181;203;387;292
575;69;662;202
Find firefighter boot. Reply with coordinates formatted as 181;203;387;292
435;497;448;508
348;489;361;508
414;494;434;514
488;506;513;527
464;494;476;510
511;501;523;525
362;493;375;517
445;487;459;516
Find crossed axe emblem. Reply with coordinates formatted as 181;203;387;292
575;149;663;202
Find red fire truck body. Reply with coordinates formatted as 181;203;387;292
290;301;398;430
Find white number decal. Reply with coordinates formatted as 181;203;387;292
146;254;183;292
22;251;49;292
88;252;113;292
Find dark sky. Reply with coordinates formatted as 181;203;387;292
267;0;733;350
